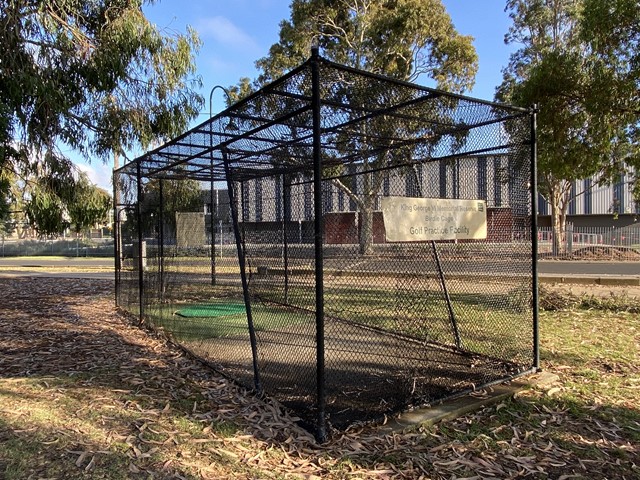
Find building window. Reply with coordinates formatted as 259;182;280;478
452;160;460;199
568;181;577;215
477;156;487;200
405;167;421;197
275;176;282;222
439;161;447;198
348;165;357;211
538;193;548;215
304;180;313;220
323;182;333;214
241;182;250;221
493;157;502;207
254;178;263;222
584;178;592;214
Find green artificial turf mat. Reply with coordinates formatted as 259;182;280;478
175;303;246;318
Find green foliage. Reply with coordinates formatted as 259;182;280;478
497;0;639;251
0;169;13;235
67;175;111;234
1;0;203;160
24;185;67;236
0;0;204;239
141;176;203;233
240;0;478;254
23;159;111;236
0;0;203;224
254;0;477;91
23;153;77;236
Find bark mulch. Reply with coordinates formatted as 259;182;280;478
0;277;637;479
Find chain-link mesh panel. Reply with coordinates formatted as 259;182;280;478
236;140;533;430
115;53;535;437
114;170;140;315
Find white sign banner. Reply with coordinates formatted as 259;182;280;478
381;196;487;242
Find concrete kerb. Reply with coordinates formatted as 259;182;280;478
378;371;560;435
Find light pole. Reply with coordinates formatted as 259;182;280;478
208;85;232;286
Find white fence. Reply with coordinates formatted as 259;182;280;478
2;226;639;261
538;224;640;259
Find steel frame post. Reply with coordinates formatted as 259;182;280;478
210;161;216;286
530;106;540;370
113;173;120;307
311;46;327;443
159;179;165;301
431;241;461;348
136;161;145;322
282;174;290;304
223;148;262;394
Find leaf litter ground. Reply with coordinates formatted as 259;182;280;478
0;277;638;479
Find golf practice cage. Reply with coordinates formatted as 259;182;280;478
114;49;539;441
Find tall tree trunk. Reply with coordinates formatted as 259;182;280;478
550;197;565;256
547;178;572;256
332;168;387;256
359;193;374;255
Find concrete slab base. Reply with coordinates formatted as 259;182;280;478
378;371;559;434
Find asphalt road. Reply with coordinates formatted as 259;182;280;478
0;257;114;279
0;257;113;267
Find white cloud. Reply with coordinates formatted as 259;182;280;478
76;162;113;192
196;16;259;51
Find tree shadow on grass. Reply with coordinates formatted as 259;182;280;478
1;277;638;479
0;277;292;479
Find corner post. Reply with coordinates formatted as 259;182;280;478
311;46;327;443
159;179;165;301
530;105;540;370
113;171;120;307
136;161;145;322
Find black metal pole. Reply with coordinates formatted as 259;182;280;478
282;174;290;304
136;161;145;322
431;240;461;349
159;179;165;301
530;105;540;370
113;173;120;307
311;46;327;443
223;149;262;394
210;161;216;286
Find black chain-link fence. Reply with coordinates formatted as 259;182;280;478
115;51;537;440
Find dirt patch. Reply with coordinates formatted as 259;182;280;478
542;245;640;261
543;281;640;301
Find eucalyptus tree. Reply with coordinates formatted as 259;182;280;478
1;0;203;228
247;0;478;254
496;0;639;254
0;169;13;234
67;175;112;237
141;175;204;237
23;154;76;236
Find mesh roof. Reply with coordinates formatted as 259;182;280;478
117;52;529;182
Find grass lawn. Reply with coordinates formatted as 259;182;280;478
145;280;534;363
0;278;638;479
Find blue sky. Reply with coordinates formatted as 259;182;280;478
82;0;517;189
